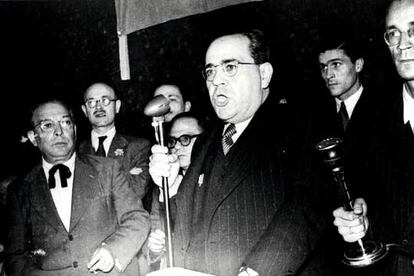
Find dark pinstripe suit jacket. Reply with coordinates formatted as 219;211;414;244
4;154;150;276
360;89;414;275
170;100;329;276
79;133;151;199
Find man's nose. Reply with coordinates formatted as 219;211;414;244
54;123;63;136
212;68;227;86
326;67;335;79
398;31;413;50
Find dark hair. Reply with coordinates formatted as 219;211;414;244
168;111;209;134
31;99;75;127
241;29;271;64
318;36;363;63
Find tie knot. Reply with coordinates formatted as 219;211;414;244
222;123;237;155
49;164;71;189
98;136;107;144
96;136;108;157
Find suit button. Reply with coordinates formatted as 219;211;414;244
402;239;409;245
73;261;78;268
68;234;73;241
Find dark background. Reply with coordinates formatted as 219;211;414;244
0;0;400;178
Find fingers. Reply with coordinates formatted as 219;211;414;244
353;198;368;216
148;229;166;254
332;203;369;243
87;247;115;273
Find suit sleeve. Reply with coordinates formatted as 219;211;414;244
4;180;31;276
103;160;150;271
125;139;151;199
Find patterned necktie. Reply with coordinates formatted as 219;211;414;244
96;136;107;157
339;101;349;131
49;164;71;189
222;123;237;155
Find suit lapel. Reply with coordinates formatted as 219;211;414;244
69;156;99;232
107;133;128;158
31;168;66;232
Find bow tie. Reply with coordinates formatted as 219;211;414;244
48;164;71;189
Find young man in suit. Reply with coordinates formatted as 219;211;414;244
4;99;150;275
153;84;191;123
333;0;414;274
79;82;151;199
149;30;329;276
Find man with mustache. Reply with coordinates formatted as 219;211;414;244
149;29;329;276
4;99;149;275
333;0;414;274
80;82;151;199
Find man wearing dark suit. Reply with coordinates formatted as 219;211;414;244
4;99;150;275
149;30;329;276
79;82;151;199
333;0;414;274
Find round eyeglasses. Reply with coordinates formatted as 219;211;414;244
84;96;117;109
384;27;414;46
34;118;74;133
167;134;200;148
202;59;257;81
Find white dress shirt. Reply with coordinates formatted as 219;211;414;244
335;85;364;119
91;126;116;156
42;153;76;231
403;84;414;133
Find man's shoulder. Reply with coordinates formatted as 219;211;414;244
76;153;120;171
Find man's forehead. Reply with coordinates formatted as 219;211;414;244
155;85;181;97
386;0;414;27
171;118;200;134
34;103;69;120
85;83;114;98
319;49;350;63
205;34;251;64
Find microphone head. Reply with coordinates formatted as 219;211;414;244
315;137;344;172
144;95;170;117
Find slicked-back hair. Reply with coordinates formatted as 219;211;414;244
31;99;75;128
241;29;271;64
318;38;363;63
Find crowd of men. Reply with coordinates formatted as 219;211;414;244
2;0;414;275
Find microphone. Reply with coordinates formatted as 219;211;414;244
315;137;388;267
144;94;174;267
144;95;170;117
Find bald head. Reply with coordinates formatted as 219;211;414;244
84;83;116;101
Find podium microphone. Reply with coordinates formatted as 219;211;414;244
316;137;387;267
144;95;174;267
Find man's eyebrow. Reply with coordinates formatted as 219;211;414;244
320;58;343;65
205;59;237;68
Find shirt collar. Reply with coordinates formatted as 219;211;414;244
91;126;116;151
335;85;364;118
223;117;253;144
42;152;76;182
403;84;414;125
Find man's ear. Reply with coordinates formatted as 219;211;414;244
184;101;192;112
355;58;364;73
27;130;38;147
81;105;87;117
259;62;274;89
115;99;121;114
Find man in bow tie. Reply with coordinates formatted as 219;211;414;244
4;99;150;275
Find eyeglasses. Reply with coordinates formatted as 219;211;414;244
84;96;117;109
34;118;74;133
167;134;200;148
202;59;258;81
384;26;414;46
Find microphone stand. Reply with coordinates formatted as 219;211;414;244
151;116;174;268
316;138;388;267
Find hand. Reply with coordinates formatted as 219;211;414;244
87;247;115;273
148;229;166;255
333;198;369;243
149;145;180;190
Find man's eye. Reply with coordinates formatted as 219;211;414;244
205;68;214;77
42;122;54;129
224;63;237;72
332;62;341;67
